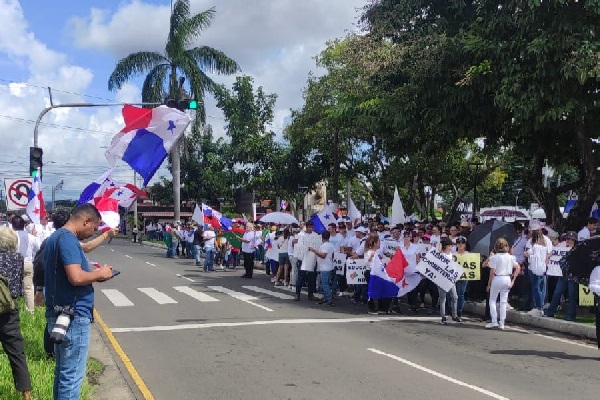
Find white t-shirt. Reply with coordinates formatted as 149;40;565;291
203;230;216;248
265;232;279;261
578;227;591;241
329;233;343;252
241;231;256;253
16;230;40;263
489;253;516;276
316;242;335;272
400;242;419;273
589;266;600;295
277;237;289;255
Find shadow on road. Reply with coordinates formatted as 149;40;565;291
489;349;600;361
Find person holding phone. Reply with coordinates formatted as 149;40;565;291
44;204;114;400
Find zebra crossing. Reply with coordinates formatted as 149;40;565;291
99;284;295;309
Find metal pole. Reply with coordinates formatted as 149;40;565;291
33;102;161;147
172;139;181;223
51;185;55;211
133;171;138;232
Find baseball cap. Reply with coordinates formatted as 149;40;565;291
355;226;368;234
456;236;467;244
565;231;578;241
529;221;541;231
548;231;559;239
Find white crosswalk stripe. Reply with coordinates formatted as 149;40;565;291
101;289;134;307
138;288;178;304
208;286;274;312
173;286;220;302
242;286;295;300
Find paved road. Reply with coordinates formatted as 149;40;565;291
93;239;600;400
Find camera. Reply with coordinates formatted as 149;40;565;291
50;305;75;344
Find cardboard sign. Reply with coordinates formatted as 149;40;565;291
547;246;570;277
579;284;595;306
454;253;481;281
346;259;367;285
301;251;317;271
416;250;464;292
333;252;347;276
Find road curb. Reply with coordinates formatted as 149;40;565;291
463;302;597;340
89;323;139;399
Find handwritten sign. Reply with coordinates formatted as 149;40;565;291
384;240;400;256
547;246;569;277
416;250;464;292
346;259;367;285
333;252;347;276
579;284;595;306
454;253;481;281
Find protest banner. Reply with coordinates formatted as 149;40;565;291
346;259;367;285
301;251;317;271
454;253;481;281
384;240;400;256
579;284;595;306
416;250;464;292
416;243;431;258
333;252;347;276
547;246;570;277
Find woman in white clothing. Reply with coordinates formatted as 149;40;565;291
485;238;520;330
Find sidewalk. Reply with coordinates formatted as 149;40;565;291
463;302;596;340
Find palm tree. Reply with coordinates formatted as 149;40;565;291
108;0;239;221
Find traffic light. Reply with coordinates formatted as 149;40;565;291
29;146;43;177
165;98;199;111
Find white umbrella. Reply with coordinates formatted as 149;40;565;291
259;212;299;225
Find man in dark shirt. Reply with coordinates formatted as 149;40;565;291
44;204;113;400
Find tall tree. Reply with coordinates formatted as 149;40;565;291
107;0;239;221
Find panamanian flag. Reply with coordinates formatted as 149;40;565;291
105;105;191;185
94;188;120;231
77;168;141;208
368;249;421;299
26;170;46;224
309;203;338;234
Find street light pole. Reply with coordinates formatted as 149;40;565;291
515;188;522;211
51;180;64;211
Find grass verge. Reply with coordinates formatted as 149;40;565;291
0;300;104;399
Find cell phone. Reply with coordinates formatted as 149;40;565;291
111;269;121;277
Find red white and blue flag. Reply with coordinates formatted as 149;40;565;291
26;170;46;224
280;200;289;211
368;249;421;299
105;105;191;185
94;188;120;231
308;202;338;234
77;169;141;208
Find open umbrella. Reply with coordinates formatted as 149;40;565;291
259;212;299;225
480;208;527;219
563;236;600;285
467;219;518;255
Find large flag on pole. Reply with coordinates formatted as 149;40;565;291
77;169;141;208
105;105;191;185
390;186;406;225
348;197;362;228
26;170;46;224
309;202;338;234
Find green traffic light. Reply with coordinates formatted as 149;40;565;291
188;100;198;110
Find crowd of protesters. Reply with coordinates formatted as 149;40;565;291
165;214;600;328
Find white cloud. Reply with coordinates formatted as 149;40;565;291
0;0;166;200
69;0;367;138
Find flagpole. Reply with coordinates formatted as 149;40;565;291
133;171;138;233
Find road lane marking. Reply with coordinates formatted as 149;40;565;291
367;348;510;400
138;288;177;304
208;285;274;312
101;289;134;307
242;285;296;300
110;316;439;333
145;262;157;267
173;286;219;302
94;309;155;399
125;255;133;259
176;274;195;282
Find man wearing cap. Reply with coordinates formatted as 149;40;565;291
544;231;579;320
459;220;471;237
350;227;369;258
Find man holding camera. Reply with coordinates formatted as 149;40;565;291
44;204;114;400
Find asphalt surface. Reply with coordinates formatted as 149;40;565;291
92;239;600;400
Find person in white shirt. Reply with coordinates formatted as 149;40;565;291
35;215;54;242
578;217;598;241
274;228;291;286
309;231;336;306
202;227;217;272
294;221;322;301
241;223;257;278
484;238;520;330
265;226;279;281
429;225;441;251
525;228;551;316
437;238;459;324
398;230;422;314
12;215;39;313
350;227;369;258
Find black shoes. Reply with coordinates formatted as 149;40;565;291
294;294;300;301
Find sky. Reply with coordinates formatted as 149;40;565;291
0;0;367;202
